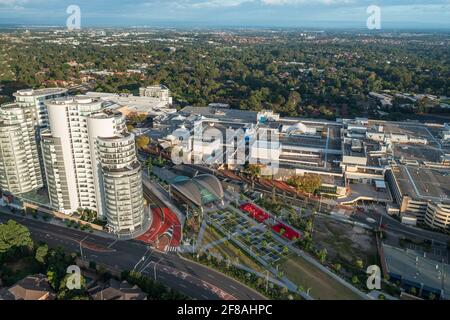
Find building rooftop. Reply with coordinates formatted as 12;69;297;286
49;95;103;106
383;244;450;298
14;87;68;97
180;106;257;123
171;174;224;207
85;92;172;116
392;165;450;203
0;274;54;301
89;279;147;300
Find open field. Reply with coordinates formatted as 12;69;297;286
313;216;378;268
279;254;362;300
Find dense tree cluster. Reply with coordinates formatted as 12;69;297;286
287;174;322;194
0;30;448;119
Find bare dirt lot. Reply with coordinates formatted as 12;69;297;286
314;216;378;268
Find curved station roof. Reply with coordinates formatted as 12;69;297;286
171;174;224;207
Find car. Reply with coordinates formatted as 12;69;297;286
366;217;376;224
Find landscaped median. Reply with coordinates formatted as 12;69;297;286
23;203;104;232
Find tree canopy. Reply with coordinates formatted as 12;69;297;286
0;220;33;255
287;174;322;194
136;135;150;150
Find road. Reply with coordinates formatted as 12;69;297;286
350;204;450;246
0;211;265;301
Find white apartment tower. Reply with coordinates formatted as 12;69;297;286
14;88;68;127
41;96;145;235
97;130;145;234
0;103;43;194
139;85;172;105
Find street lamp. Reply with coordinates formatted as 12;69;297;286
318;194;323;213
79;235;88;260
154;257;164;281
133;256;145;271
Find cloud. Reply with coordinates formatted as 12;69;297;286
0;0;448;28
261;0;354;5
191;0;254;9
0;0;27;9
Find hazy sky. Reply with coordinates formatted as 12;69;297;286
0;0;449;29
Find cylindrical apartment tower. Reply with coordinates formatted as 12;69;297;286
96;130;145;235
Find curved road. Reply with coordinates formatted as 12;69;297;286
0;212;265;300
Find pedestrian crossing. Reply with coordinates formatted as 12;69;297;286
166;246;180;253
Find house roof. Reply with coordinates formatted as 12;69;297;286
1;274;54;300
89;279;147;301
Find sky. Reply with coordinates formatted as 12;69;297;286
0;0;449;29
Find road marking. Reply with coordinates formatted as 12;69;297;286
107;239;118;248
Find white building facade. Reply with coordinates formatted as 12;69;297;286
41;96;145;235
0;103;43;194
139;85;172;105
14;88;68;127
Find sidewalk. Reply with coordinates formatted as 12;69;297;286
0;206;117;240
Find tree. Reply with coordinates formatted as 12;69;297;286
305;218;313;233
244;163;262;179
136;135;150;150
57;273;87;300
355;259;364;269
283;91;301;116
287;174;322;194
47;269;59;290
0;220;33;255
317;248;327;263
127;124;135;132
35;244;49;264
145;158;153;175
244;163;263;189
